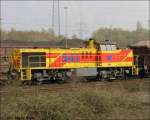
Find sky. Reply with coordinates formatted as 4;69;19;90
1;1;149;39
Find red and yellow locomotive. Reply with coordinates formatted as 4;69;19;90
9;39;138;83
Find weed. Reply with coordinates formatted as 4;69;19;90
0;84;148;120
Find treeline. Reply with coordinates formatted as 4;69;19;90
1;28;65;42
1;21;149;47
92;22;149;47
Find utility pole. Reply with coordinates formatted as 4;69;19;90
52;0;54;32
148;19;150;47
64;6;68;48
79;7;82;39
52;0;60;36
58;0;60;36
0;18;2;30
0;18;2;48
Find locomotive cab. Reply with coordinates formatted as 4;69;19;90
97;39;136;80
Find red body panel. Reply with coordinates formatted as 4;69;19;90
46;49;133;68
101;50;133;63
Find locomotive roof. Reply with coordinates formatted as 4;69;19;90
99;40;117;45
99;41;116;45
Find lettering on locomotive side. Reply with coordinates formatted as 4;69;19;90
62;54;79;62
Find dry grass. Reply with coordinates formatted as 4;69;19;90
0;80;150;120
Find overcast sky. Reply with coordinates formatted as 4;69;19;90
1;1;149;39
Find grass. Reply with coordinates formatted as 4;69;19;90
0;80;150;120
124;82;142;92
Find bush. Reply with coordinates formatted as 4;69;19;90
78;90;114;114
1;87;144;120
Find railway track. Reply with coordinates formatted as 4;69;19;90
1;79;149;96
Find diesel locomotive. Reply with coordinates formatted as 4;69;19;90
8;38;139;84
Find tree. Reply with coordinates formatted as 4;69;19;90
48;28;55;36
92;26;149;47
